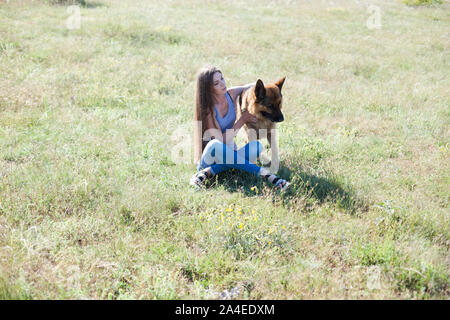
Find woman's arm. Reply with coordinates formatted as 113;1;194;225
227;82;256;101
204;113;224;143
205;113;244;145
222;110;259;145
222;82;256;144
222;116;246;145
204;109;257;146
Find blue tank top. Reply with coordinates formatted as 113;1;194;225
214;92;236;133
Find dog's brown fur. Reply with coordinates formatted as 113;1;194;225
236;77;286;169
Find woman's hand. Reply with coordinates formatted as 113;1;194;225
240;110;258;124
226;110;258;143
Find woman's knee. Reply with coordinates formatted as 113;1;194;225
248;140;263;156
205;138;223;149
203;138;224;158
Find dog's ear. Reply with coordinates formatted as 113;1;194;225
255;79;266;101
275;77;286;91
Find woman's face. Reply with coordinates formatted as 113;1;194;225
212;71;227;96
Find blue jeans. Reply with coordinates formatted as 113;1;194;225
197;139;263;176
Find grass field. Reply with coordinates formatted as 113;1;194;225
0;0;449;299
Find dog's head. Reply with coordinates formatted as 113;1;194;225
253;77;285;123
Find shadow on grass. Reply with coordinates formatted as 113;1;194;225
206;161;368;214
206;167;261;197
48;0;106;8
283;162;368;214
83;1;106;8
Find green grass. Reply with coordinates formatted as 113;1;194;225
403;0;443;6
0;0;448;299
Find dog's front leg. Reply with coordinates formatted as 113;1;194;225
267;129;280;173
245;125;258;144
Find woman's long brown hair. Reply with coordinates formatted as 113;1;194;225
193;66;221;164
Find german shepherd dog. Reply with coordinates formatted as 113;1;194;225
236;77;285;171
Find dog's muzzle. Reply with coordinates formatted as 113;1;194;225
262;111;284;123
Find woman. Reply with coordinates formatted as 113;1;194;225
190;66;290;191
